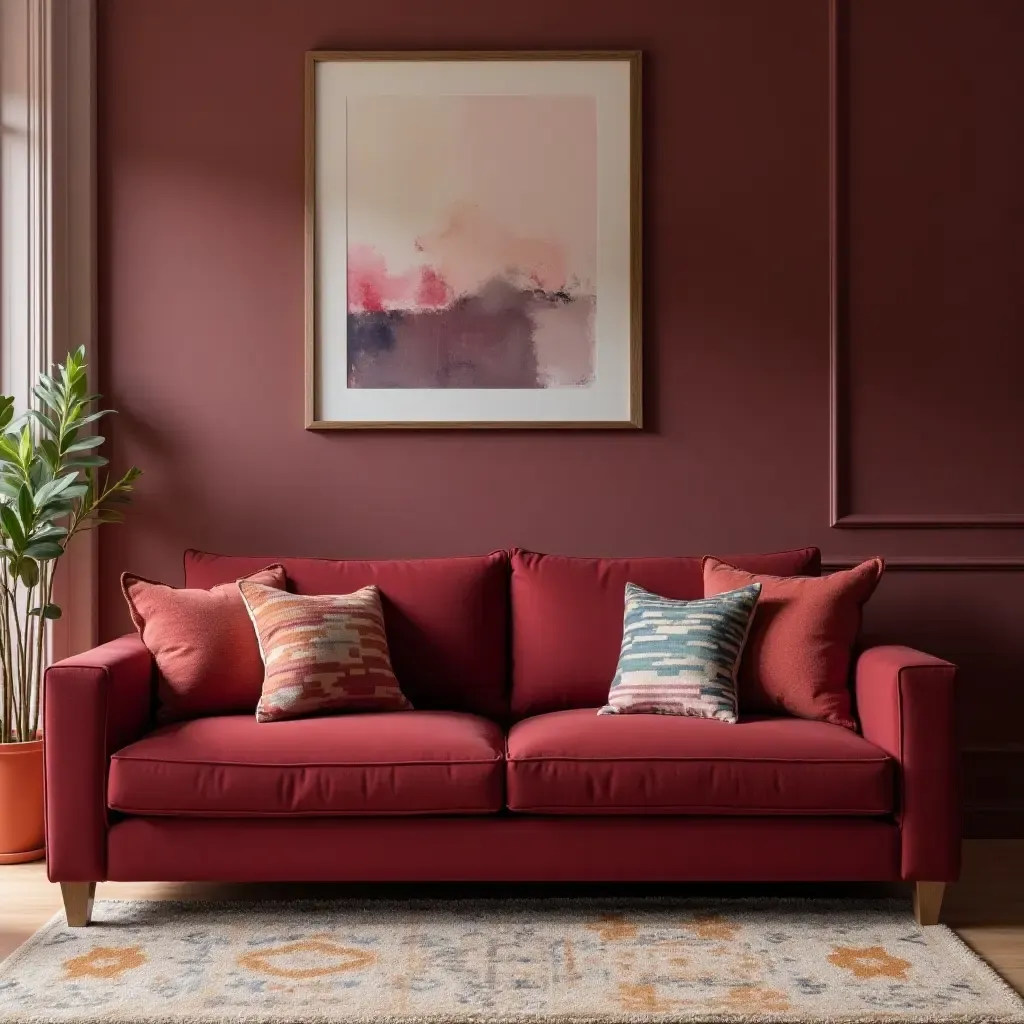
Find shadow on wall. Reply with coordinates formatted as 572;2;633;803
100;400;213;580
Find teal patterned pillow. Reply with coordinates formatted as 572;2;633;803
598;582;762;722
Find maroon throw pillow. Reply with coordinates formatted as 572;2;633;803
122;564;286;721
702;556;884;729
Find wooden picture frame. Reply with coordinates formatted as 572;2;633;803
304;51;642;430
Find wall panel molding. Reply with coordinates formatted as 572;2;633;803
822;556;1024;572
827;0;1024;530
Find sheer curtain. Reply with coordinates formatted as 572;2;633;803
0;0;97;670
1;0;32;410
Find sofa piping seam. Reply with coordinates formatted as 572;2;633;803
100;664;111;878
106;805;503;817
505;804;892;814
506;755;891;765
110;755;504;769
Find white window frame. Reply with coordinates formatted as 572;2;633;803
1;0;98;663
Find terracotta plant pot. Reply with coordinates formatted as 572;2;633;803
0;738;45;864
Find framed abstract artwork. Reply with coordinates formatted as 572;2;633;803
304;51;642;429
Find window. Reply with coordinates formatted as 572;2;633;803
0;0;97;661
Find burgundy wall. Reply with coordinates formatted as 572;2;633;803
97;0;1024;833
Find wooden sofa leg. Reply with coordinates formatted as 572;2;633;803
913;882;945;926
60;882;96;927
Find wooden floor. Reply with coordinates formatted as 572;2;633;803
1;839;1022;994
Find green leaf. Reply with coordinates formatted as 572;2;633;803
64;455;108;469
33;382;62;411
23;540;63;559
0;505;26;549
17;484;34;530
0;398;14;433
6;413;30;437
38;438;60;470
18;425;31;465
75;410;113;430
18;557;38;587
33;473;77;508
63;435;104;454
28;460;48;490
31;524;68;541
37;498;74;520
0;477;20;501
26;409;58;436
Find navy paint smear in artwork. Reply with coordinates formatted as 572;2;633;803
347;279;591;390
348;311;403;357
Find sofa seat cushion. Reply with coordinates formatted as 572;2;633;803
109;712;504;816
506;708;893;815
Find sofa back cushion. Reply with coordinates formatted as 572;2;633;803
185;550;509;719
509;547;821;718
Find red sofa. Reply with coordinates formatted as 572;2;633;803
42;547;960;928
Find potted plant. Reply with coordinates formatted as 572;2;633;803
0;347;139;863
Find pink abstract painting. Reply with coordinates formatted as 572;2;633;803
345;96;597;389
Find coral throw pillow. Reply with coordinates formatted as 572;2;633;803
238;581;413;723
599;582;762;722
122;564;286;722
702;556;885;729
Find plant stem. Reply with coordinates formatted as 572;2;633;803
11;577;26;743
0;567;7;743
31;562;52;737
0;646;5;742
0;562;13;743
23;579;36;741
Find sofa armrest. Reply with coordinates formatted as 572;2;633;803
44;634;155;881
854;645;960;882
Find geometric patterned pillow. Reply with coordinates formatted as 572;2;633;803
237;581;413;723
598;581;762;722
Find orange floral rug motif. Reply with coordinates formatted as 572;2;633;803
0;898;1021;1023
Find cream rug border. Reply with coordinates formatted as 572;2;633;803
1;897;1022;1024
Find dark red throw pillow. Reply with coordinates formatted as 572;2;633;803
703;557;884;729
122;564;286;721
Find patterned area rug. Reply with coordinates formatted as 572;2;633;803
0;898;1022;1023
